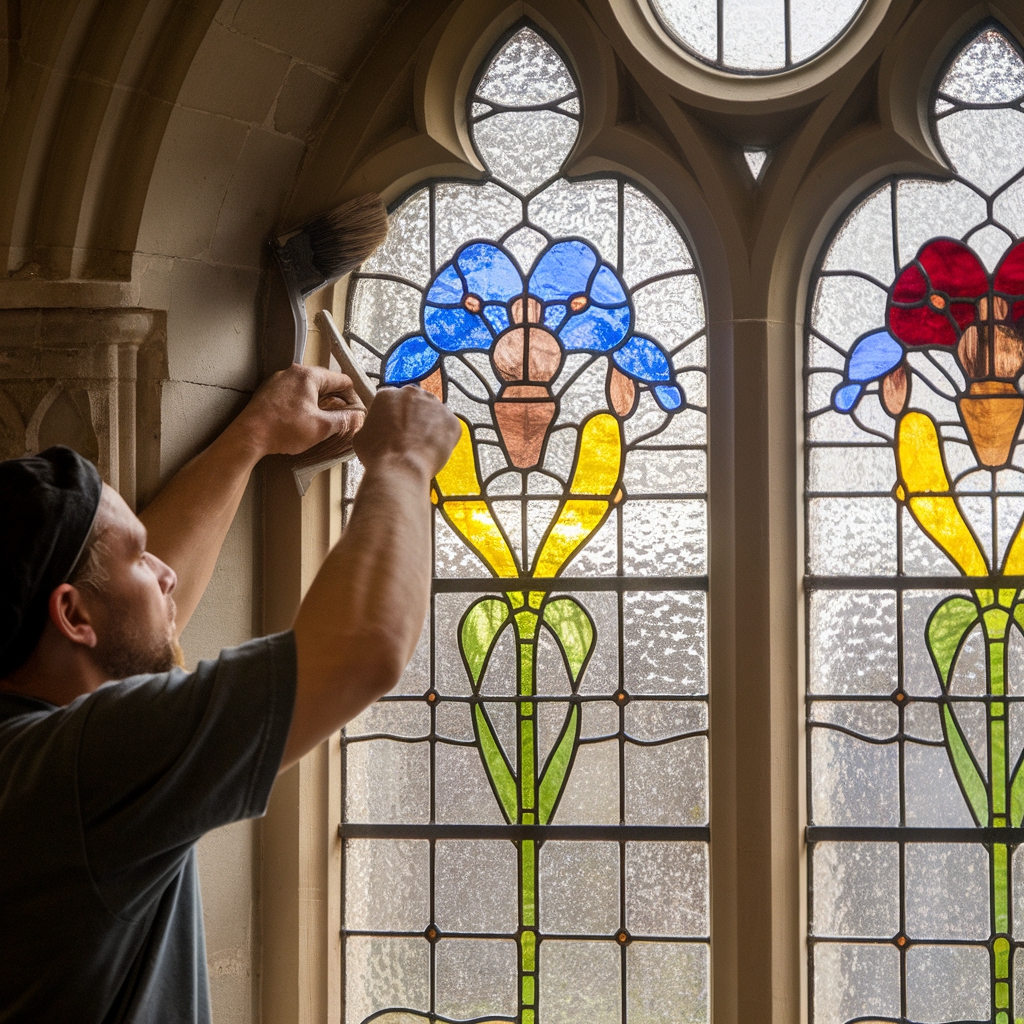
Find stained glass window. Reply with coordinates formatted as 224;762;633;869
805;25;1024;1024
340;25;709;1024
649;0;865;75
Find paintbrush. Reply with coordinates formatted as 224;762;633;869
291;311;378;496
271;194;388;494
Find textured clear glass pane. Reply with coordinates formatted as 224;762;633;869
649;0;717;62
434;939;518;1020
626;842;708;936
721;0;784;71
633;274;705;350
623;590;707;696
938;107;1024;193
808;590;897;696
539;841;620;934
627;942;709;1024
345;936;429;1024
905;843;989;940
807;497;897;575
554;739;619;824
811;274;888;351
433;594;482;696
624;448;706;494
622;499;707;575
625;700;707;741
433;182;521;268
622;184;693;287
348;277;422;354
434;743;506;824
473;110;579;195
435;841;518;933
903;698;942;741
812;943;899;1024
529;178;618;262
502;225;547;274
895;178;987;266
820;184;895;284
361;187;431;286
905;945;989;1023
581;700;620;739
809;727;898;826
539;941;621;1024
344;840;429;932
968;222;1012;271
903;741;975;826
476;28;575;106
625;735;707;825
435;698;473;740
811;842;899;938
789;0;863;64
434;514;491;578
345;740;430;824
939;28;1024;103
807;445;894;493
573;591;620;696
346;700;430;739
809;701;897;740
1014;846;1024;939
993;174;1024;236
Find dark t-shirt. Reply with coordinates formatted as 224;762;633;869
0;630;297;1024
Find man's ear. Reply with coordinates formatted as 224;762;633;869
48;584;99;649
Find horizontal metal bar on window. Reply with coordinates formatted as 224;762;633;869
432;575;709;593
804;576;1024;591
339;823;710;841
807;826;1024;844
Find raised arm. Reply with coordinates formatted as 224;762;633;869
141;364;364;635
282;387;460;771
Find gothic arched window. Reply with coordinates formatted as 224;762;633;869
805;25;1024;1024
341;25;710;1024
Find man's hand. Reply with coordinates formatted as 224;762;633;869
353;386;462;478
230;364;365;459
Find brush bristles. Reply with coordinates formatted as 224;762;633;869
303;193;389;283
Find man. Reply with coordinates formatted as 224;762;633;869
0;363;460;1023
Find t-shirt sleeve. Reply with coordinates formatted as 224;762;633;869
76;631;296;915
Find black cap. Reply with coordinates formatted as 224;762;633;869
0;446;103;677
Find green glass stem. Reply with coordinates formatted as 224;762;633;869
515;605;539;1024
981;594;1013;1024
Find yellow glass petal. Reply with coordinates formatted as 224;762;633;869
442;499;519;578
898;412;987;576
1002;521;1024;575
570;413;622;496
435;418;480;497
533;499;610;578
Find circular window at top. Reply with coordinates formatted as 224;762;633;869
649;0;867;74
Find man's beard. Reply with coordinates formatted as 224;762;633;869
92;610;180;679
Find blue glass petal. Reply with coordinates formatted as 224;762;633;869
457;243;522;302
484;304;510;333
424;305;493;351
612;335;672;381
529;240;598;300
558;304;631;351
544;304;567;330
426;263;464;305
833;383;862;413
653;385;683;411
590;265;627;305
383;336;439;384
848;330;903;382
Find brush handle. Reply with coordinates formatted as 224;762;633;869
271;242;311;364
291;311;377;496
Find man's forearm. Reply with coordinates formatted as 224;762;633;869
140;420;261;635
284;453;435;770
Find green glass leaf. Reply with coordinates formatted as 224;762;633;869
926;596;978;689
542;597;594;687
538;704;580;824
942;704;989;826
473;703;518;822
461;597;509;690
